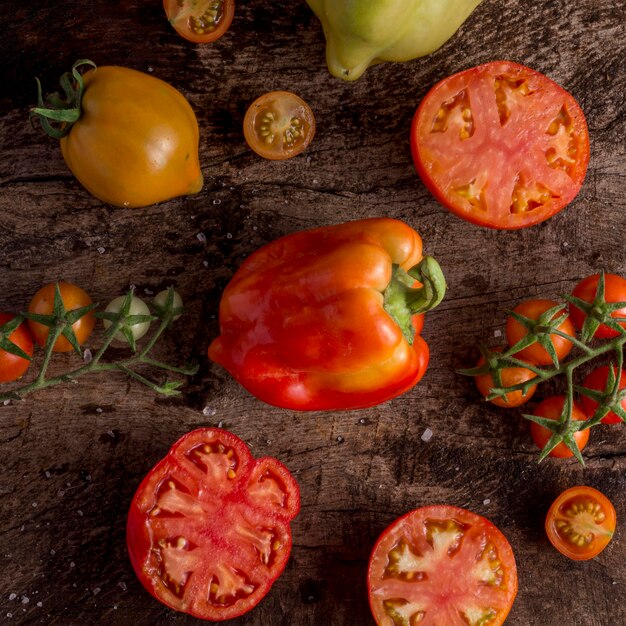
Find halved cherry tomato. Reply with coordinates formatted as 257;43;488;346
505;299;575;366
529;395;589;458
474;348;537;407
243;91;315;160
127;428;300;621
545;486;616;560
411;61;590;229
164;0;235;44
368;505;518;626
27;282;96;352
580;365;626;425
0;314;34;383
569;273;626;339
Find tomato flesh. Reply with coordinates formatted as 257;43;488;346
164;0;235;44
243;91;315;160
368;506;517;626
545;486;616;560
127;428;300;621
411;61;589;229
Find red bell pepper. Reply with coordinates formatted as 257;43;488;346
208;218;446;410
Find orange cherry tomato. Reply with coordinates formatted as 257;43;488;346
164;0;235;44
505;299;575;365
243;91;315;160
545;486;616;560
529;395;589;458
27;282;96;352
0;314;34;382
580;365;626;425
474;348;537;407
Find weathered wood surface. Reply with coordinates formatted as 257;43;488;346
1;1;625;624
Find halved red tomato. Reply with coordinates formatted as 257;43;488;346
368;505;518;626
127;428;300;621
164;0;235;44
243;91;315;160
545;486;616;560
411;61;590;229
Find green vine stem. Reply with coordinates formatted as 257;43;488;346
459;273;626;464
0;286;197;403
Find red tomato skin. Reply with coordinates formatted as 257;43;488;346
368;505;518;626
505;299;575;365
545;486;616;560
569;273;626;339
127;428;300;622
580;365;626;425
27;282;95;352
0;313;34;383
411;61;589;230
529;395;589;458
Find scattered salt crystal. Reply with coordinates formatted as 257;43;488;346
196;232;207;242
217;421;223;428
9;593;16;601
213;199;221;205
45;471;51;479
77;510;83;517
494;329;502;338
421;428;433;442
118;581;127;591
144;288;153;295
85;474;92;482
83;349;92;363
70;562;75;569
6;613;12;618
21;597;29;605
96;407;103;414
31;502;37;508
57;490;65;497
36;602;42;608
336;436;344;443
226;232;233;239
202;407;216;417
147;66;153;73
92;587;101;596
203;260;209;267
563;241;569;248
483;498;491;505
3;400;10;406
359;418;367;425
50;549;55;556
97;247;106;255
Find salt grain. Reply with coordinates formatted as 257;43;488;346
96;407;103;414
483;498;491;505
92;588;101;596
226;233;233;239
336;436;344;443
213;199;221;205
203;260;209;267
70;562;75;568
494;329;502;338
77;510;83;517
45;471;51;479
202;407;217;417
31;502;37;508
83;349;93;363
21;597;29;605
36;602;42;608
118;581;127;591
217;421;223;428
421;428;433;442
97;247;106;254
196;232;207;242
9;593;16;601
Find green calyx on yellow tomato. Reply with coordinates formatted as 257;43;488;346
31;60;203;208
305;0;483;81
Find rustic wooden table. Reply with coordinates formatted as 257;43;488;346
1;1;625;624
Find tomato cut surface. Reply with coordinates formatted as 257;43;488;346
368;505;518;626
243;91;315;160
164;0;235;44
545;486;616;561
127;428;300;621
411;61;589;229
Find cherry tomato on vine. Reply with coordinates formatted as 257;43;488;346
368;505;518;626
103;295;152;344
164;0;235;44
580;365;626;425
474;348;537;407
505;299;575;366
411;61;589;229
545;486;616;560
127;428;300;621
243;91;315;160
528;395;589;458
0;314;34;383
569;273;626;339
27;282;96;352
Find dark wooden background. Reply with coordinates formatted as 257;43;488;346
1;1;625;624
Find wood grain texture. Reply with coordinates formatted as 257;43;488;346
0;0;625;624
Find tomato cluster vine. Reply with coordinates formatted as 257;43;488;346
460;272;626;464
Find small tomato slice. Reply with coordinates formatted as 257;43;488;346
27;281;96;352
0;314;34;383
545;486;616;560
568;273;626;339
127;428;300;621
505;299;575;366
164;0;235;44
528;395;589;458
580;365;626;425
368;505;518;626
411;61;589;229
474;348;537;408
243;91;315;160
